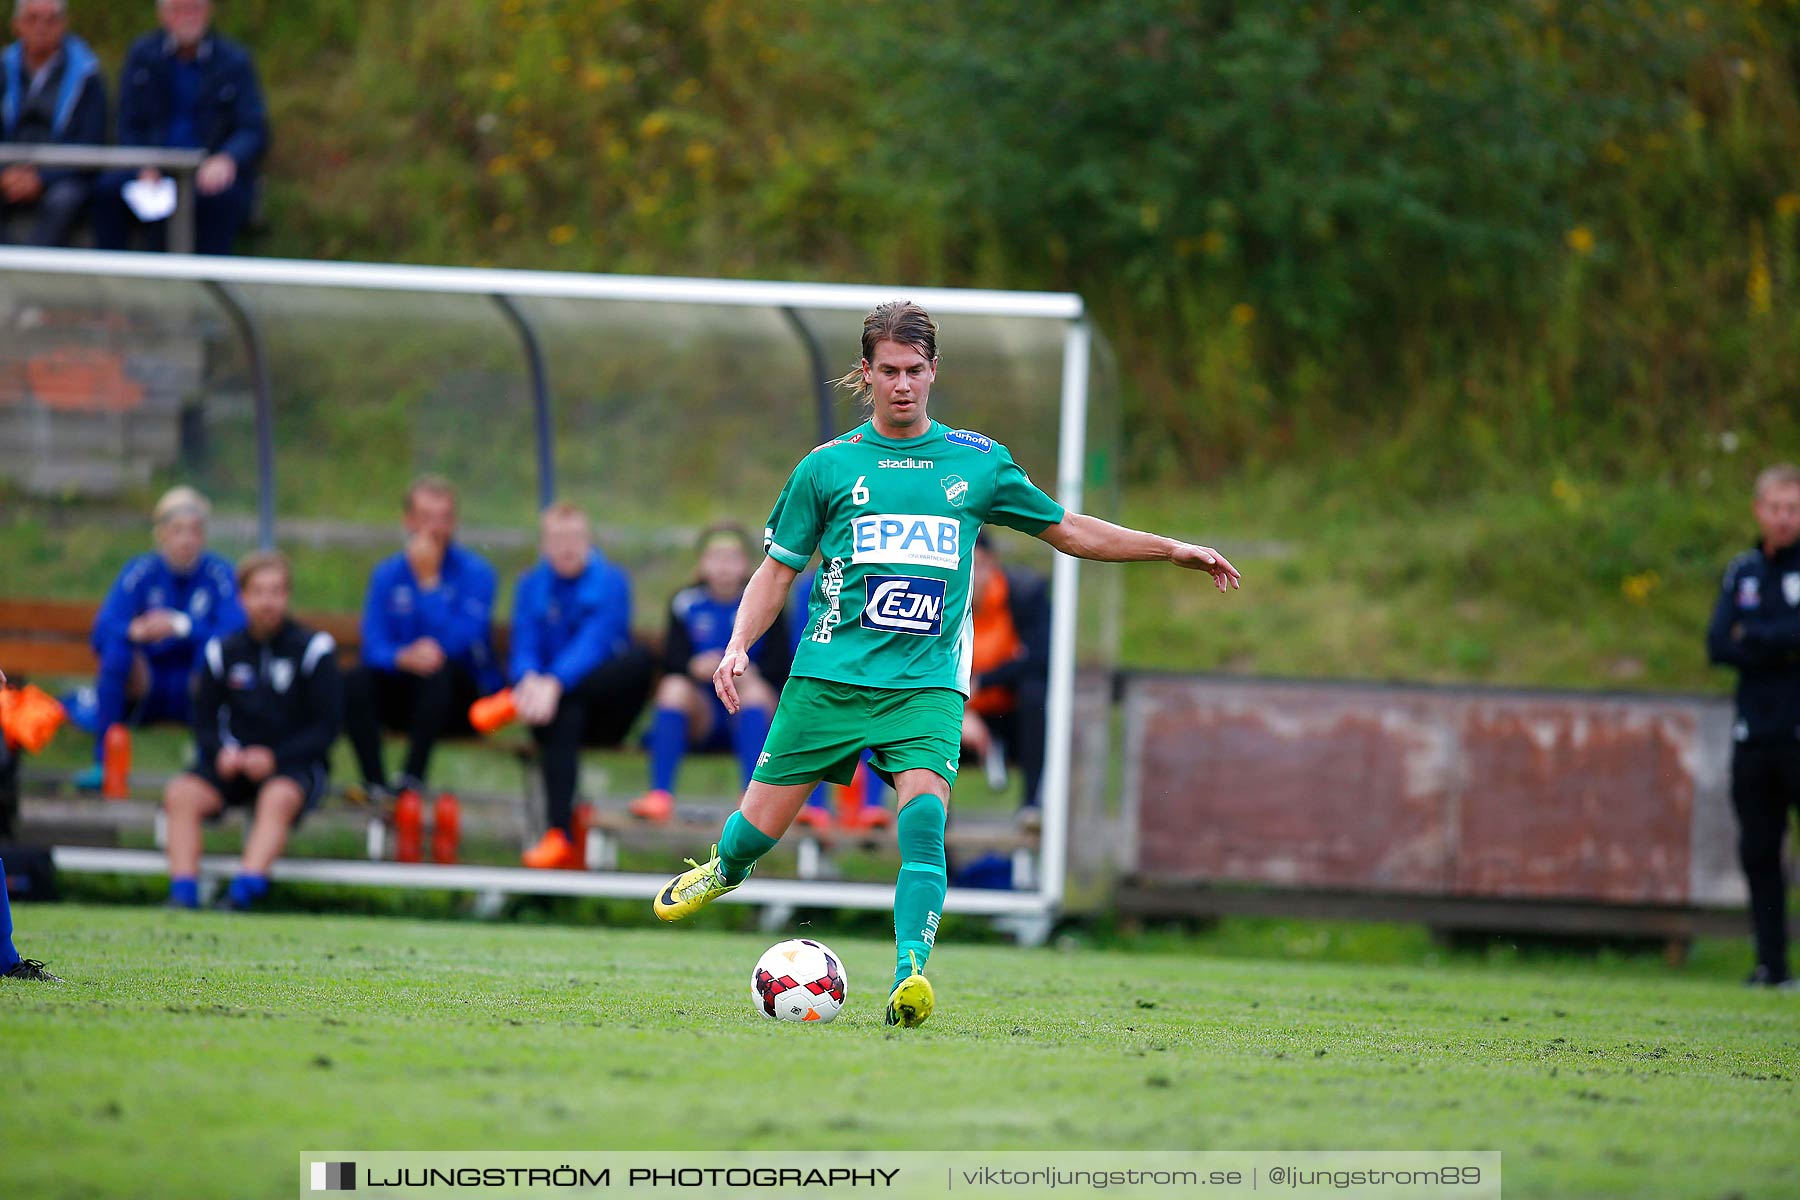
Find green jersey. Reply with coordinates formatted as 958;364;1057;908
763;418;1065;695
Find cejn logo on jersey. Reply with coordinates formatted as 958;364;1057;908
851;514;961;570
861;575;946;636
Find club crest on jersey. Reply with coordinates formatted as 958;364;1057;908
851;514;961;570
269;659;295;694
1738;577;1762;609
1786;572;1800;607
861;575;946;636
228;662;256;690
945;429;991;453
941;475;968;508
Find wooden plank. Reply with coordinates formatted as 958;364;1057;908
0;596;98;636
0;637;95;675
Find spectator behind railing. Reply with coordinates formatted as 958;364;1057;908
627;523;792;824
342;475;500;806
510;502;653;870
162;551;341;912
0;0;107;246
92;0;264;255
961;533;1050;828
69;485;244;792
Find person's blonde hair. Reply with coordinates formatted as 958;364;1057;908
1754;463;1800;499
834;300;939;402
404;474;457;515
152;485;210;525
539;500;589;528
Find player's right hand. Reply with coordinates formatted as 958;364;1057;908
713;647;750;714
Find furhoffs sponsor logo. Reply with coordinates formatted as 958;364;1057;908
310;1161;355;1191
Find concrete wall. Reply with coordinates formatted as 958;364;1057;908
1119;675;1745;909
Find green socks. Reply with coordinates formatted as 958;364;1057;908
717;811;779;885
893;795;947;990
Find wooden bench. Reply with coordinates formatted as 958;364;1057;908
0;595;369;679
6;593;1045;887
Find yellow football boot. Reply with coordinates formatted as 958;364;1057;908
652;847;743;921
884;950;935;1028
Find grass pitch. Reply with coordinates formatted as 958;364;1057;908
4;905;1797;1200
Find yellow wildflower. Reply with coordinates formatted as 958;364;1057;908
1565;226;1594;255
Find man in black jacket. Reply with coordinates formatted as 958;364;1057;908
92;0;266;254
162;551;340;911
1;0;108;246
1707;462;1800;988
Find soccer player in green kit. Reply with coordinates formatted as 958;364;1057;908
654;301;1240;1027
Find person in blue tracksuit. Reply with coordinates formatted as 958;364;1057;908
1;1;108;246
91;0;267;255
628;524;791;822
342;477;499;798
510;502;653;867
76;486;244;790
1707;462;1800;989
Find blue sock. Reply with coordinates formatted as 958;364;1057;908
0;858;20;972
228;874;269;907
731;706;771;787
168;877;200;909
647;708;688;793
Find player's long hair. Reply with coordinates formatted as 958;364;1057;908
834;300;939;403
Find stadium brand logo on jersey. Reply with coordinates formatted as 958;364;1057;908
851;514;961;570
228;662;256;690
861;575;946;636
270;659;295;695
1738;577;1762;609
811;557;847;643
945;429;991;453
941;475;968;508
878;457;934;469
1786;572;1800;607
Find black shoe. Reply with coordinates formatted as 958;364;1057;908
3;958;63;982
1745;964;1794;988
211;890;253;912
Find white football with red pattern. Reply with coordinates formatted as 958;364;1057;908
751;938;848;1023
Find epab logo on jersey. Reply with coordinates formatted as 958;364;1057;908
851;513;961;570
861;575;946;636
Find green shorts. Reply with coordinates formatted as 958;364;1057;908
752;677;963;788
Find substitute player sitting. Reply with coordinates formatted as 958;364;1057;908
75;486;243;790
512;502;654;868
162;552;341;911
652;301;1240;1029
629;523;792;823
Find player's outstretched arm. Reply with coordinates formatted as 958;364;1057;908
1037;512;1241;594
715;555;800;712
